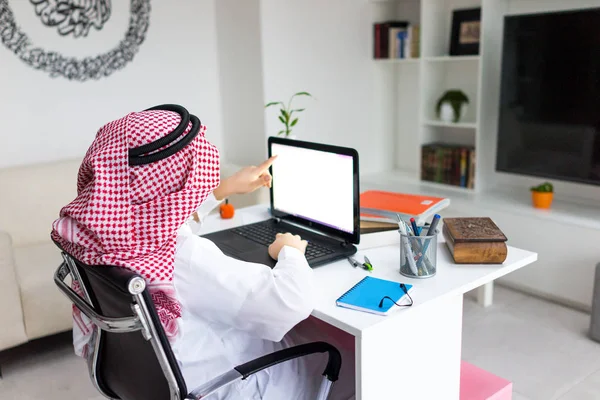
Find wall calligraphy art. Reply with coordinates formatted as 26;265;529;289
0;0;151;81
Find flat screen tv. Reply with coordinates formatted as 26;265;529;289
496;8;600;186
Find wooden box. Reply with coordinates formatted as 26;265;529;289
443;217;507;264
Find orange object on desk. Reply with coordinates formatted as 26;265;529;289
360;190;449;220
220;199;235;219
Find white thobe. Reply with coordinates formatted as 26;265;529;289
73;194;355;399
171;194;355;399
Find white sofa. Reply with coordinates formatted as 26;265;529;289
0;158;265;353
0;159;81;352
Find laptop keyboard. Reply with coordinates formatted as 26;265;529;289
231;222;335;261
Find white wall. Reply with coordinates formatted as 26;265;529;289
259;0;396;175
0;0;223;168
215;0;267;166
2;0;403;176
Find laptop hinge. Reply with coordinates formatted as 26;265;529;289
277;219;348;244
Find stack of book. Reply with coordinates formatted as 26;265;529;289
358;190;450;250
421;143;475;189
373;21;420;59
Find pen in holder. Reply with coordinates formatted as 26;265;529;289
400;229;438;279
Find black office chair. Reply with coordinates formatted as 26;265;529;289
53;251;341;400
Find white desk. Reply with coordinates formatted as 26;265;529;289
198;205;538;400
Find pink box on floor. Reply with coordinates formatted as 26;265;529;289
460;361;512;400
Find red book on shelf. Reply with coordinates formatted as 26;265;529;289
360;190;450;223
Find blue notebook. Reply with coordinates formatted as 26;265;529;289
336;276;413;315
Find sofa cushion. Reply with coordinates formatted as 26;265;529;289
0;231;28;351
0;158;81;247
13;242;73;340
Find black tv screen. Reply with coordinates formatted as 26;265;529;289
496;8;600;186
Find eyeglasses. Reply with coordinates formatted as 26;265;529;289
378;283;413;309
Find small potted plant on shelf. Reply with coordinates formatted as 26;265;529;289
530;181;554;209
265;91;313;138
436;89;469;123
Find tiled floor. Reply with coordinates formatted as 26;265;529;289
0;332;102;400
1;285;599;399
462;286;600;400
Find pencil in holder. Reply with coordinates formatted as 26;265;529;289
399;229;438;279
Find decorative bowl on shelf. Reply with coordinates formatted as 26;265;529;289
436;90;469;123
530;182;553;209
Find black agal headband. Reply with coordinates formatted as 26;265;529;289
128;104;201;166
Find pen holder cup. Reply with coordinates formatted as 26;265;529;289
399;229;438;279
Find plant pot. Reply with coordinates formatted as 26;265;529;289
439;101;468;123
531;191;553;209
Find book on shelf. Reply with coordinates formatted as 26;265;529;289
359;190;450;225
373;20;420;59
421;143;475;189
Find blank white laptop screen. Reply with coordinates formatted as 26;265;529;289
270;142;355;234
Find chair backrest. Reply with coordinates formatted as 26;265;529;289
59;253;188;400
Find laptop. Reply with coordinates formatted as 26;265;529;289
202;136;360;268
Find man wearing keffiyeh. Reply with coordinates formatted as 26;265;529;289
52;105;355;399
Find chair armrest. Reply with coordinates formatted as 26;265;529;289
187;341;341;399
235;341;341;381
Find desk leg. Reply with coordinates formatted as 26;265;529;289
355;295;463;400
476;282;494;307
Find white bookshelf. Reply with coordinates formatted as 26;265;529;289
423;120;477;129
423;55;480;62
374;58;420;64
373;0;483;192
368;0;600;317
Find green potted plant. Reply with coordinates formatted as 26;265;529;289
436;90;469;123
530;181;553;209
265;91;313;138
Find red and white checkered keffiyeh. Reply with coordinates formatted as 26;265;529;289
51;107;220;342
